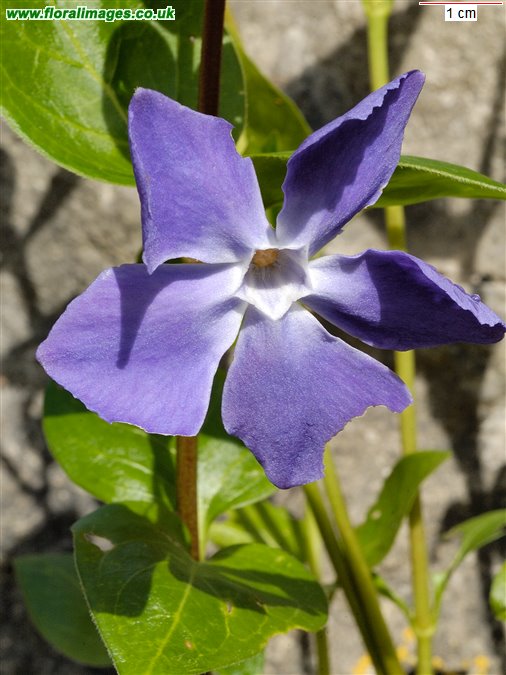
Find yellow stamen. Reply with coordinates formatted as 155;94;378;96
252;248;279;267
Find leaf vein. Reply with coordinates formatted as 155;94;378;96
142;565;196;675
58;22;128;125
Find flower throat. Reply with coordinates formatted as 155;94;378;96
252;248;279;268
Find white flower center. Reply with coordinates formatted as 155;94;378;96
236;247;312;320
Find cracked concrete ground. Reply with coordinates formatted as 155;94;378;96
1;1;505;673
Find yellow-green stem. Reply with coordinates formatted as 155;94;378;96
323;450;404;675
315;629;330;675
392;313;435;675
384;204;408;251
304;483;395;675
363;4;435;673
301;508;330;675
363;2;392;92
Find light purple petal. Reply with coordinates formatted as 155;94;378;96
129;89;273;272
276;71;425;255
222;306;411;489
305;250;506;350
37;264;246;434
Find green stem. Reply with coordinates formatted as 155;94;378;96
300;506;321;583
363;6;435;674
315;629;330;675
301;507;330;675
392;345;435;675
384;204;408;251
304;483;392;675
323;450;404;675
363;1;392;90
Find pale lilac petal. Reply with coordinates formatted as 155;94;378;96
37;264;246;434
129;89;273;272
305;250;506;350
276;71;425;255
222;306;411;489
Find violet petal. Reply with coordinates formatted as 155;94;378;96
37;263;246;434
222;305;411;488
129;88;273;272
305;250;506;350
276;71;425;255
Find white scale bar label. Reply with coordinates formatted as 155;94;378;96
445;4;478;19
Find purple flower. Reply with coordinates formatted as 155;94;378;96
37;71;505;489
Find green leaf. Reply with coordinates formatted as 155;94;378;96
490;562;506;622
217;651;264;675
14;553;111;667
249;153;506;216
226;15;310;155
371;573;411;621
73;504;327;674
43;381;176;509
376;156;506;207
43;373;275;547
210;501;305;561
356;451;450;567
434;509;506;614
209;518;259;549
250;152;290;211
0;0;243;184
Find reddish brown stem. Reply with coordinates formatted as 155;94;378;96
175;0;227;563
176;436;199;560
198;0;226;116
